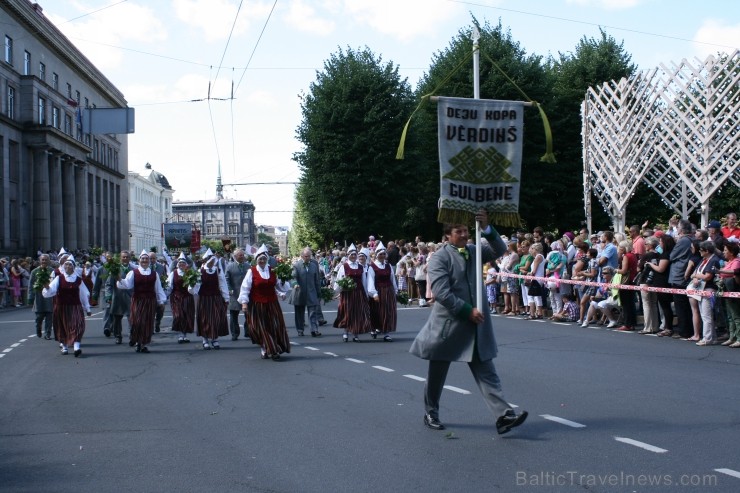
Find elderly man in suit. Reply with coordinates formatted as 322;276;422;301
28;253;54;339
148;251;167;333
225;248;250;341
292;247;323;337
410;209;528;435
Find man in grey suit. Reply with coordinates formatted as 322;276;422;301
225;248;250;341
28;254;54;339
410;209;527;435
149;251;167;333
292;247;323;337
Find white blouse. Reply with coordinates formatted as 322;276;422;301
117;266;167;304
42;272;92;313
237;265;288;304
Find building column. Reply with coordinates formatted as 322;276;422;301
32;148;51;251
48;154;64;250
75;162;89;249
62;157;77;249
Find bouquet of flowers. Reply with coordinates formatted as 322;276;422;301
320;286;335;304
32;267;51;292
396;290;410;306
159;272;169;291
181;268;200;289
337;277;356;292
274;257;294;283
103;254;121;279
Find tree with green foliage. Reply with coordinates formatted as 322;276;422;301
289;184;324;255
293;46;415;243
547;28;637;232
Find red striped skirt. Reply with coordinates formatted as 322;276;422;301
197;295;229;339
52;303;86;346
246;301;290;356
171;291;195;334
370;284;397;333
130;295;157;346
333;287;371;334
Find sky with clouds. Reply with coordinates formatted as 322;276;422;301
36;0;740;228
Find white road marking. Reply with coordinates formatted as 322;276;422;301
303;346;319;351
553;322;570;326
10;343;20;348
443;385;471;395
403;374;426;382
614;437;667;453
372;366;394;372
324;352;338;357
19;339;27;342
2;348;13;353
715;468;740;479
290;341;300;346
508;403;519;408
345;358;364;364
540;414;586;428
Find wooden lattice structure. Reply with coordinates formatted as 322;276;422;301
583;50;740;232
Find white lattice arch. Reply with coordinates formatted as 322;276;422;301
583;50;740;232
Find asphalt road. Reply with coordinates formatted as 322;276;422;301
1;300;739;493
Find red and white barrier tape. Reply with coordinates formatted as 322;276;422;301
498;272;740;299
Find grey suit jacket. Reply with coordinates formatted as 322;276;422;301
292;260;321;306
225;261;250;310
28;267;54;313
410;230;506;362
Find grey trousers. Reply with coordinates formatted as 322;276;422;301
294;304;319;333
35;311;52;337
424;356;511;420
229;310;248;338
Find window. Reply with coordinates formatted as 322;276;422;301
39;62;45;81
75;90;80;104
38;96;45;124
52;106;59;128
6;86;14;119
64;113;72;134
52;72;58;90
93;139;99;161
23;51;31;75
66;83;71;98
84;97;89;108
4;36;12;65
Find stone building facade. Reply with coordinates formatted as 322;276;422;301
0;0;129;255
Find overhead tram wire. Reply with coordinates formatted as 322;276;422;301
234;0;279;96
211;0;244;97
447;0;739;52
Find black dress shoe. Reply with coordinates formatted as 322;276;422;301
297;331;304;337
103;328;111;337
496;411;528;435
44;335;52;340
231;335;238;341
74;349;82;357
424;413;445;430
36;329;42;338
318;320;328;326
154;325;160;333
115;336;122;345
311;331;321;337
129;340;136;347
140;346;150;353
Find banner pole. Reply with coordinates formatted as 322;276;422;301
471;25;483;315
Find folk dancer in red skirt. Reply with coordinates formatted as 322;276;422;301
367;241;398;341
117;250;167;353
333;244;372;342
42;256;91;357
238;244;290;360
166;253;195;344
190;249;229;350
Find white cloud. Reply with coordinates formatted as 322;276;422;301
47;1;166;71
693;19;740;61
172;0;274;42
244;90;278;107
284;0;336;35
565;0;643;9
341;0;461;42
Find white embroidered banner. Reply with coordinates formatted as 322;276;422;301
437;97;525;225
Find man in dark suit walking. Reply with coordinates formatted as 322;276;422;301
292;247;323;337
225;248;250;340
410;209;527;435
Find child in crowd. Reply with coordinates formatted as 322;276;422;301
551;293;580;322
